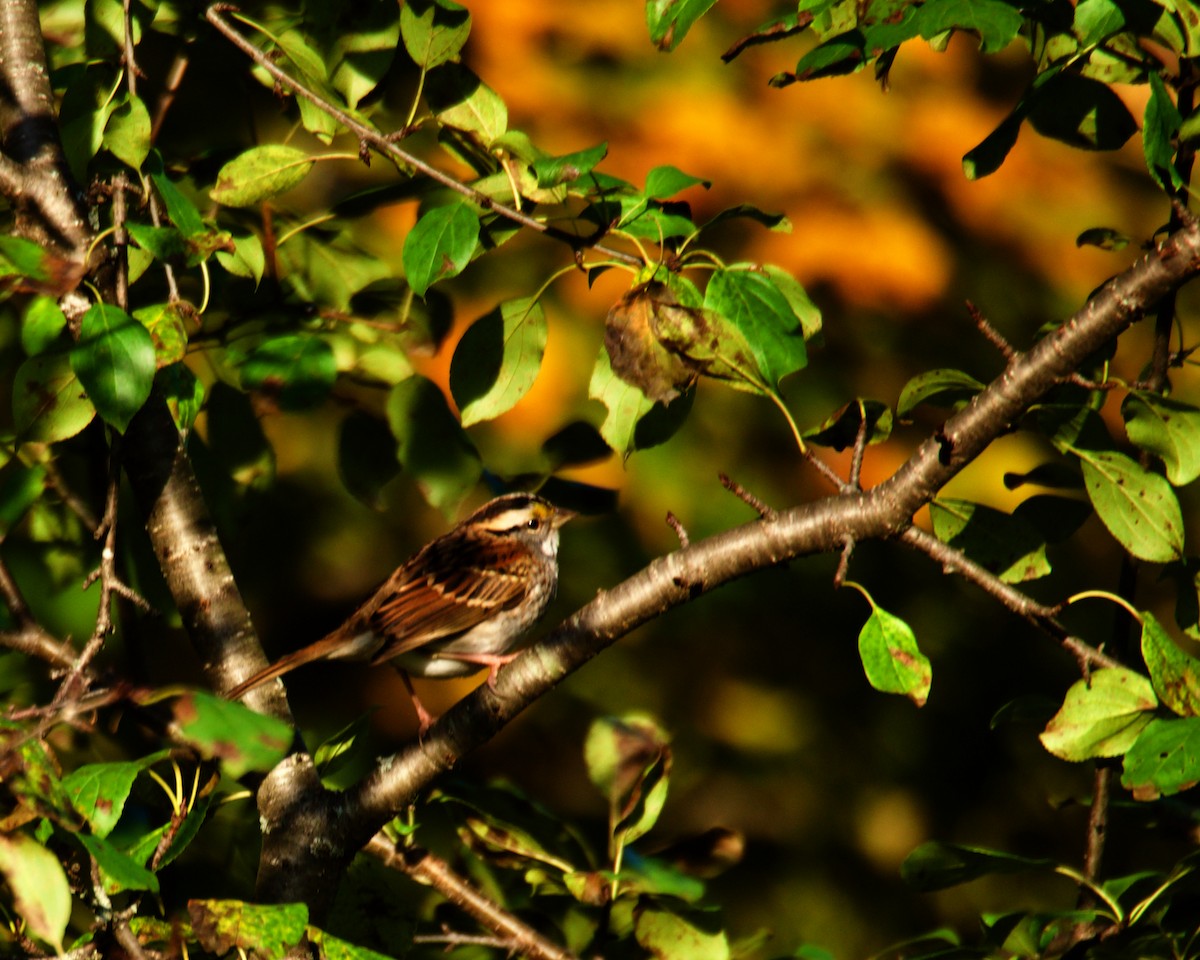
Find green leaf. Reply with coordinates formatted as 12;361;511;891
645;0;720;51
1077;449;1184;562
532;141;608;187
338;411;402;509
450;297;547;426
400;0;471;69
795;30;866;80
1141;611;1200;717
697;203;791;235
160;362;206;435
963;111;1023;180
1145;72;1184;193
216;234;267;285
62;753;169;838
126;222;189;263
149;158;205;237
1028;74;1137;150
307;926;398;960
0;462;46;537
760;264;822;339
124;793;214;871
1073;0;1125;46
804;399;892;449
70;303;157;432
855;593;932;706
402;202;480;297
1076;226;1131;250
240;334;337;410
1039;668;1158;761
701;267;808;390
133;301;191;367
897;368;985;418
21;296;67;356
168;690;291;780
1121;717;1200;800
916;0;1023;53
930;498;1051;584
0;833;71;951
585;714;672;850
634;906;730;960
386;375;481;513
425;63;507;145
588;346;693;454
901;841;1054;892
76;832;159;893
1122;391;1200;486
211;145;315;208
189;900;308;960
102;92;150;169
0;235;54;283
645;164;710;198
329;0;400;108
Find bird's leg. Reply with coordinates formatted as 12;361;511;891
434;651;521;689
398;668;437;738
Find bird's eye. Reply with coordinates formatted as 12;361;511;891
527;518;541;530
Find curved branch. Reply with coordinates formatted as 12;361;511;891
203;5;642;268
248;205;1200;910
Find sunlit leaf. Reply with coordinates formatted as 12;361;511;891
216;234;267;286
1076;226;1131;250
425;63;507;145
916;0;1023;52
102;92;150;169
450;297;547;426
21;296;67;356
211;145;315;208
133;301;192;367
189;900;308;960
897;368;985;418
645;164;710;198
701;266;807;390
532;141;608;187
400;0;471;69
167;690;291;780
1145;72;1184;192
930;498;1051;584
1122;391;1200;486
1039;668;1157;761
634;905;730;960
1141;611;1200;717
855;593;931;706
70;304;155;433
402;201;479;297
645;0;720;51
1121;717;1200;800
0;833;71;951
585;714;672;850
62;753;170;838
329;0;400;108
240;334;337;410
76;832;159;893
1077;449;1184;562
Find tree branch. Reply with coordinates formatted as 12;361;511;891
250;175;1200;914
0;0;91;259
203;5;642;269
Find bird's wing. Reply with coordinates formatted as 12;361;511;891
366;535;528;662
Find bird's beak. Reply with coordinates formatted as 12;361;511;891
551;506;577;529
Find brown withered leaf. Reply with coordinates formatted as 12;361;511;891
604;282;699;404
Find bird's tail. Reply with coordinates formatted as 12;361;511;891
225;630;380;700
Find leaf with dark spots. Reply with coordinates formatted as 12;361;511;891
604;282;700;403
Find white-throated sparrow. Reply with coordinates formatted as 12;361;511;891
227;492;575;731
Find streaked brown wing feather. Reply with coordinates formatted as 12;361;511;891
366;534;528;662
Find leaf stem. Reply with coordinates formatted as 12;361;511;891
1065;590;1143;623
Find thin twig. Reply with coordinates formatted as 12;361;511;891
665;511;689;547
150;51;189;143
966;300;1016;361
900;527;1120;671
802;447;850;490
848;404;869;490
718;473;777;520
122;0;139;97
833;536;854;588
366;835;579;960
204;5;642;268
